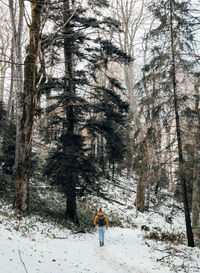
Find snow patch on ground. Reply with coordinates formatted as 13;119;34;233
0;176;200;273
1;215;200;273
0;223;171;273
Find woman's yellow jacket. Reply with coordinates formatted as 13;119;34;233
94;212;108;228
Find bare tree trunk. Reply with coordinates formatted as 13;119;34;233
192;135;200;237
14;1;44;211
0;70;6;102
192;74;200;237
136;139;149;211
169;0;194;247
7;41;15;120
14;0;24;172
135;33;155;211
8;0;24;173
166;124;174;191
0;21;10;103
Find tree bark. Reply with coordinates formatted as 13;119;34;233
0;70;6;102
0;21;10;102
136;139;149;211
8;0;24;173
192;75;200;237
169;0;194;247
14;1;44;211
66;175;78;223
192;134;200;237
14;0;24;173
63;0;78;223
7;41;15;120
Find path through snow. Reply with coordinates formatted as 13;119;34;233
0;227;172;273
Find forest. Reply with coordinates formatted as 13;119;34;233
0;0;200;261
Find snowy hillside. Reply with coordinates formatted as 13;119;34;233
0;176;200;273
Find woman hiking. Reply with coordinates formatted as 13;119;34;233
94;208;108;247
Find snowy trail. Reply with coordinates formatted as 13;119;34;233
93;230;145;273
0;227;171;273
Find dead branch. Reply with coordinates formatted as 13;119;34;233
18;250;29;273
157;254;171;262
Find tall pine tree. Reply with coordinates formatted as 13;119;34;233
144;0;197;246
41;0;130;223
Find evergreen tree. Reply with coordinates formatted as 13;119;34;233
41;0;130;223
144;0;197;246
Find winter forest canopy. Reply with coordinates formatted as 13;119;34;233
0;0;200;250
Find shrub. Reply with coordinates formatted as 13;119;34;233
143;227;185;244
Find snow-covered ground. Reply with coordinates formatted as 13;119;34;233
0;224;182;273
0;207;200;273
0;226;150;273
0;176;200;273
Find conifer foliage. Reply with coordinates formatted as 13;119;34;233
144;0;197;246
42;0;130;222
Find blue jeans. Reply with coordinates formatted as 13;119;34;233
97;226;106;243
